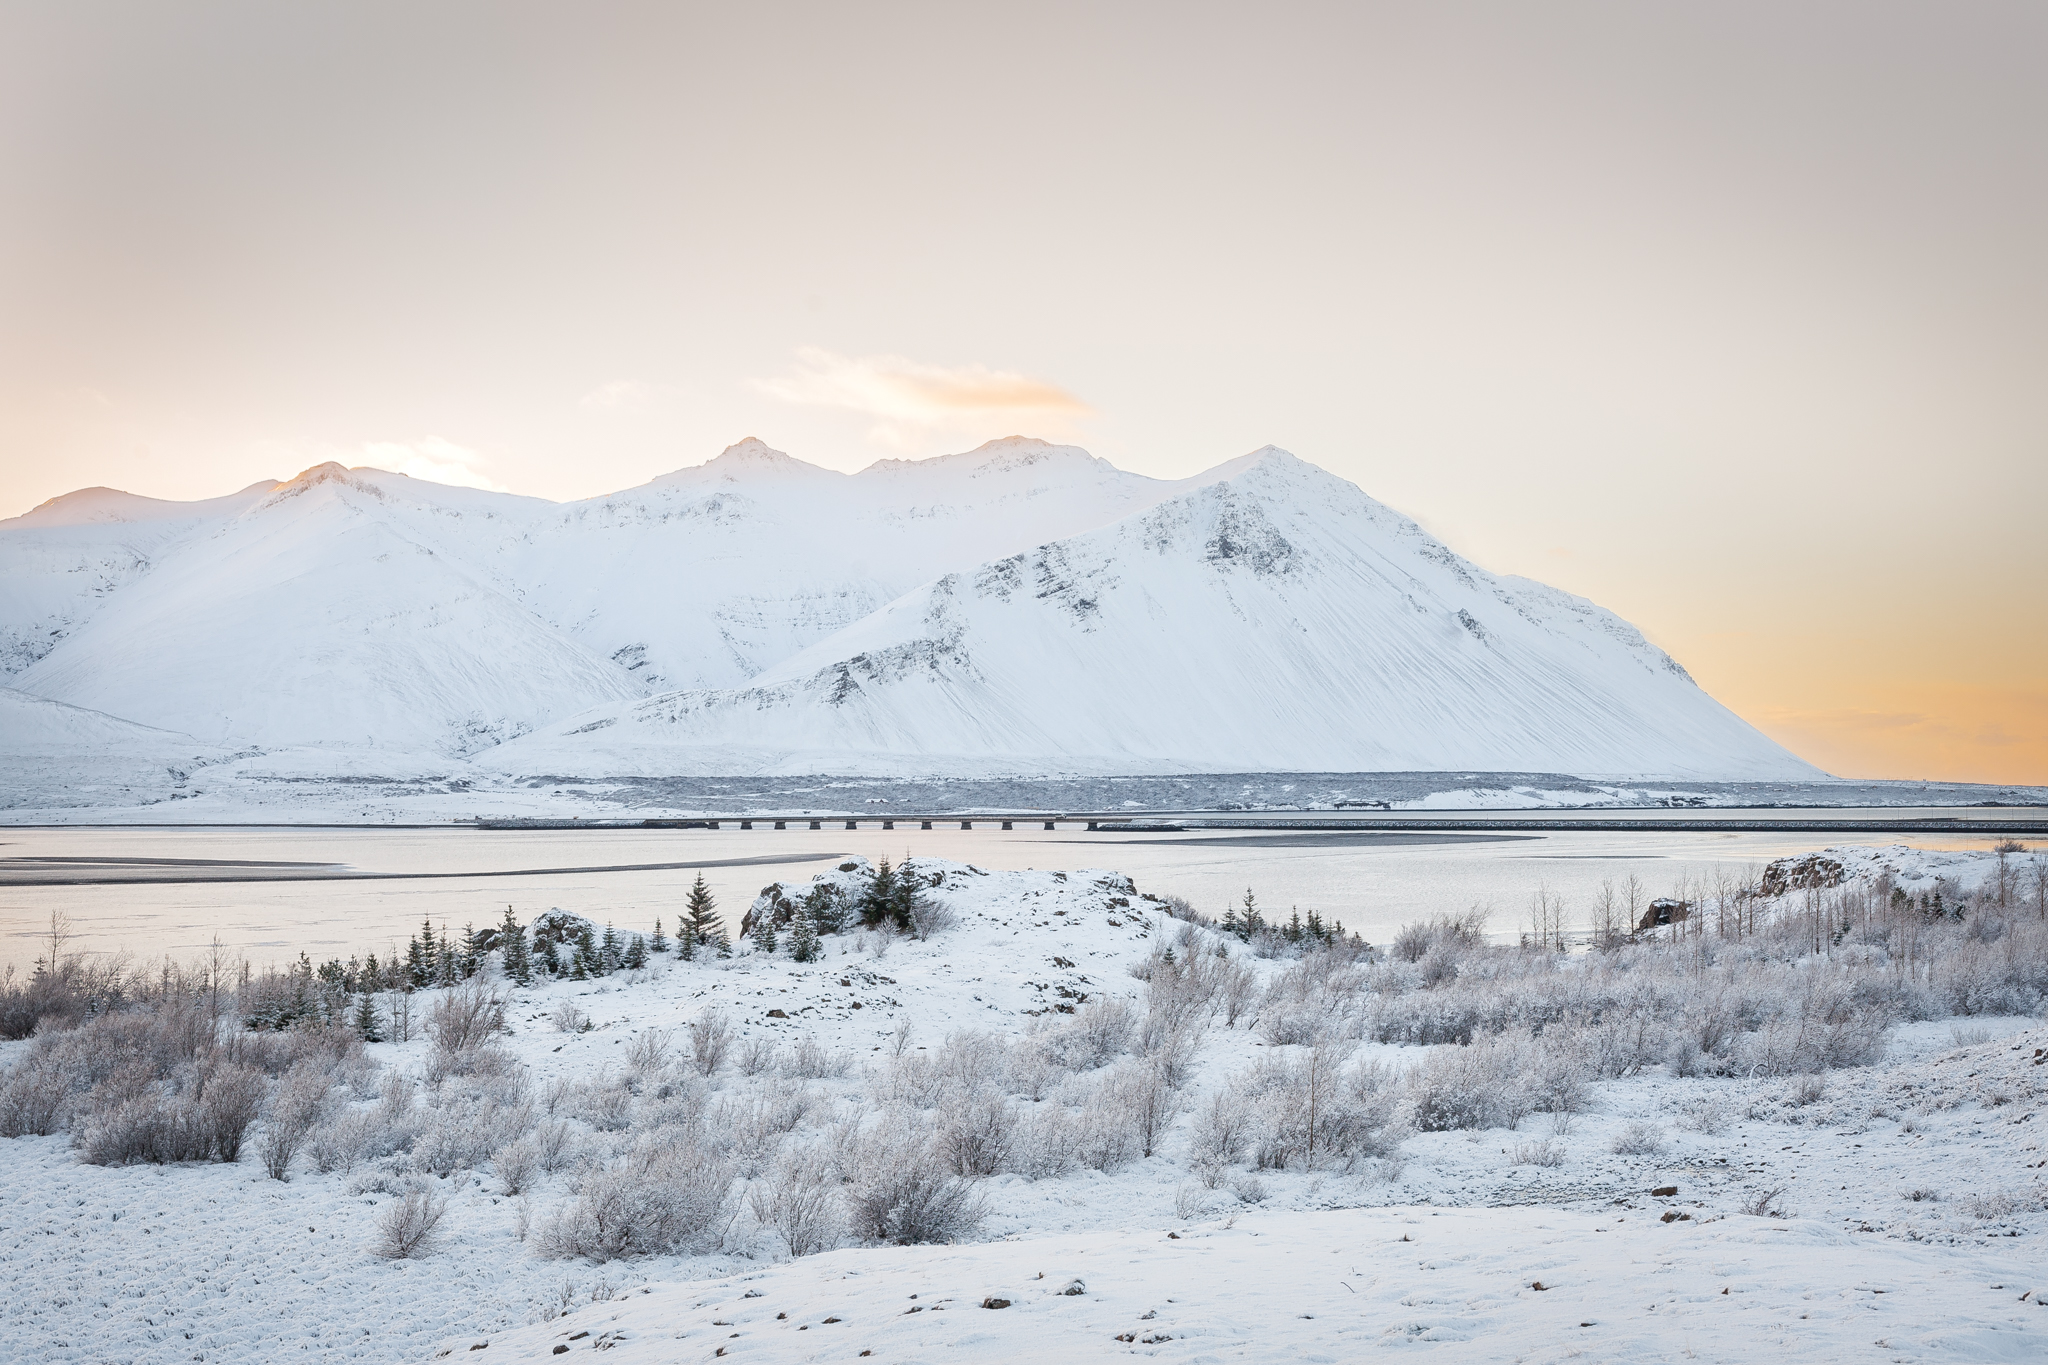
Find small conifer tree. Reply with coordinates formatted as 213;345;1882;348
537;933;561;977
623;934;647;970
752;911;778;955
860;858;899;929
788;906;821;962
498;905;532;986
600;923;621;972
713;925;732;959
650;918;668;954
407;918;434;987
804;883;843;934
684;873;720;948
890;860;927;934
352;990;384;1042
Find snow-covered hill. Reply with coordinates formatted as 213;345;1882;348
493;449;1815;779
0;438;1818;780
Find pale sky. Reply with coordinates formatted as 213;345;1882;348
3;1;2043;784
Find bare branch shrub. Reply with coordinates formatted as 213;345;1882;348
428;980;507;1053
688;1010;732;1076
534;1145;734;1261
748;1152;841;1257
494;1136;542;1195
624;1028;672;1080
375;1190;449;1259
260;1062;332;1180
844;1138;985;1245
1609;1120;1667;1156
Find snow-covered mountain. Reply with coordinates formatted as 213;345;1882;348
0;438;1819;781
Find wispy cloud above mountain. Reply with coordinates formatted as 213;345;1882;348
755;347;1089;447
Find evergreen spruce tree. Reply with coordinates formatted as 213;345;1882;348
362;952;382;993
1239;889;1265;939
576;925;599;976
752;910;778;955
600;923;621;973
788;905;821;962
538;933;562;977
677;918;697;962
407;918;434;987
684;873;720;948
1285;909;1304;944
623;934;647;970
460;923;482;978
1221;900;1241;937
436;927;458;987
498;906;532;986
713;924;732;958
890;860;927;934
860;858;899;929
650;918;669;954
352;991;385;1042
1305;908;1326;944
804;883;843;935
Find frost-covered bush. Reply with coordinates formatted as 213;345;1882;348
688;1010;733;1076
534;1144;733;1261
1219;1050;1401;1170
936;1093;1017;1176
427;980;505;1054
374;1190;448;1260
1033;998;1135;1071
493;1136;542;1194
260;1061;334;1180
1609;1121;1666;1156
843;1137;984;1245
748;1151;841;1257
414;1074;535;1176
1405;1035;1535;1132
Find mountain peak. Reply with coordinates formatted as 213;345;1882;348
650;439;839;489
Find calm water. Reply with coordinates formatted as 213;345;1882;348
0;823;2016;972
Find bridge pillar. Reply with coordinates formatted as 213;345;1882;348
960;820;973;830
1001;820;1013;830
773;820;786;830
1044;820;1055;830
809;820;821;830
739;820;752;830
882;820;894;830
920;820;932;830
845;820;858;830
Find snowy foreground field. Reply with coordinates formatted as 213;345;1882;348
3;844;2045;1363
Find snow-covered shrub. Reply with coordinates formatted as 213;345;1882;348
1186;1089;1253;1167
310;1106;400;1175
1608;1121;1666;1156
427;980;506;1053
535;1144;734;1261
533;1117;579;1172
748;1151;841;1257
736;1035;777;1077
1009;1102;1085;1179
1223;1050;1400;1170
783;1035;849;1079
0;1051;75;1137
1259;953;1368;1047
1033;997;1135;1071
551;1002;588;1034
688;1009;732;1076
493;1136;541;1194
374;1190;448;1260
936;1093;1017;1176
1511;1139;1565;1167
623;1027;672;1080
712;1080;815;1172
260;1061;333;1180
843;1137;984;1245
1405;1034;1534;1132
414;1076;534;1177
577;1076;634;1132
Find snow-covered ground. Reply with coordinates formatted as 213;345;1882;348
1;846;2043;1363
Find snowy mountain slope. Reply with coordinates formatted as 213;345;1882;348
493;449;1818;780
2;438;1816;779
0;687;242;809
11;464;637;756
0;481;282;677
506;437;1176;692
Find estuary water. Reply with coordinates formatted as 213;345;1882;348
0;822;2019;971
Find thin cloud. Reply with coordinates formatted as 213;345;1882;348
359;437;508;492
579;379;654;412
755;347;1090;428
